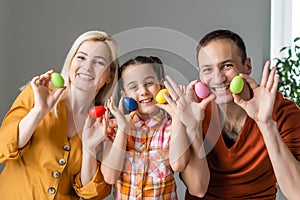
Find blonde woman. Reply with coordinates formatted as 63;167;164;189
0;30;118;199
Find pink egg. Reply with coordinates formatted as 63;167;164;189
194;82;210;99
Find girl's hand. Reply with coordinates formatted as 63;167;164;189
157;75;215;128
233;60;279;124
107;96;131;134
30;69;66;114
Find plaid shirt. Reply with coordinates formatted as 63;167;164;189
107;111;178;200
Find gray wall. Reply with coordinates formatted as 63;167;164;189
0;0;273;199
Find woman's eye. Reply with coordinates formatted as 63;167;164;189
77;56;85;60
93;60;106;66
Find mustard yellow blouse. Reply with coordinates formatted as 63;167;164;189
0;85;111;200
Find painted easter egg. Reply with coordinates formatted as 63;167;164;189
155;89;170;104
88;106;106;118
230;75;244;94
194;82;210;99
123;97;138;112
50;72;65;88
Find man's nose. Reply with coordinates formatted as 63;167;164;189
213;70;226;83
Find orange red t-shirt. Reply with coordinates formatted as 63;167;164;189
186;92;300;199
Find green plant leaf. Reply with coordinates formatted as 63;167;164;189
280;46;288;52
275;36;300;107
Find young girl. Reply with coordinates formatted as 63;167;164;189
100;56;190;200
0;30;118;199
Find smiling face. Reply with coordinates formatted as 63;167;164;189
69;40;112;94
121;63;161;116
198;39;252;105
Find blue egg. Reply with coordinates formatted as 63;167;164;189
123;97;138;112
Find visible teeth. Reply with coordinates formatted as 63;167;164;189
78;73;94;80
141;99;152;103
214;87;227;91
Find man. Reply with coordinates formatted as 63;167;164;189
168;29;300;199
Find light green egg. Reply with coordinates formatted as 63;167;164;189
50;72;65;88
230;76;244;94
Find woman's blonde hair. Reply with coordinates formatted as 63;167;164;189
54;30;119;115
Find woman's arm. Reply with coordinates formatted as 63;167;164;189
16;70;65;148
80;112;109;186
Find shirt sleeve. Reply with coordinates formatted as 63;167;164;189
73;163;111;199
0;85;33;163
274;92;300;161
106;118;118;142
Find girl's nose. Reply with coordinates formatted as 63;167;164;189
138;85;149;95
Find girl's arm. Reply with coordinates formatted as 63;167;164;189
100;128;128;184
169;115;190;172
180;124;210;198
162;75;214;197
100;97;130;184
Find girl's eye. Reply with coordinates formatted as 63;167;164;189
129;85;138;90
145;81;154;86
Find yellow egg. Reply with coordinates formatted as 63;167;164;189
155;89;169;104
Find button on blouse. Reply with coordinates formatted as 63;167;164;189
48;187;56;194
63;145;70;151
53;171;60;178
58;159;66;165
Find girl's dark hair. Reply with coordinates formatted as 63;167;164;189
118;55;165;90
196;29;247;64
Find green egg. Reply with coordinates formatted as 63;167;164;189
50;72;65;88
230;76;244;94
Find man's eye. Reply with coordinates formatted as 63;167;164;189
223;64;233;69
202;68;212;73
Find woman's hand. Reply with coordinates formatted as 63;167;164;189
233;60;279;124
30;69;65;114
81;110;109;155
